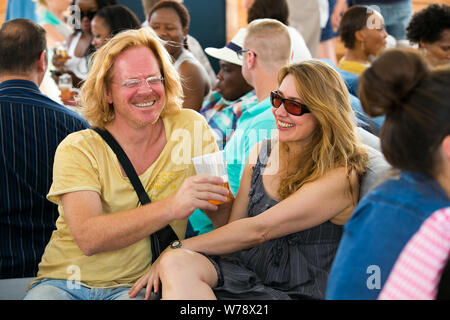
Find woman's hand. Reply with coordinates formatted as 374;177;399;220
52;47;71;71
167;174;230;221
331;0;348;32
128;249;167;300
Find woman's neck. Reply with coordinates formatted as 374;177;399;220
344;46;369;64
171;47;184;62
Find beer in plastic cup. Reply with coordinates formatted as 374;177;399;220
58;73;73;101
192;151;231;205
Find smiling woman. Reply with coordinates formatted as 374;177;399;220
50;0;117;89
128;60;369;300
90;4;141;50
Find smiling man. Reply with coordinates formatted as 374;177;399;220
23;27;230;300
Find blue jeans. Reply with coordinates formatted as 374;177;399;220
23;279;146;300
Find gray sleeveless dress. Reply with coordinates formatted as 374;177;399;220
205;139;344;300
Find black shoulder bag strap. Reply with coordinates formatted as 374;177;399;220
93;127;178;263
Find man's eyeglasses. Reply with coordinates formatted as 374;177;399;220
270;91;311;116
118;76;165;89
236;49;256;60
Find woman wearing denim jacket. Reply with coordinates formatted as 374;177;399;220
326;49;450;300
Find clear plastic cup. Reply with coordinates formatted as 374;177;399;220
58;73;73;100
55;41;70;66
192;151;231;205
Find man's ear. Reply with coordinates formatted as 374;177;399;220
38;50;47;73
247;50;257;69
442;135;450;161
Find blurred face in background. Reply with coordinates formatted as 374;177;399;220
91;15;111;50
361;12;387;57
215;60;252;101
43;0;73;13
421;29;450;67
76;0;98;33
148;7;187;57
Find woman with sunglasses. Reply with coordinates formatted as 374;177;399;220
129;60;368;300
52;0;117;89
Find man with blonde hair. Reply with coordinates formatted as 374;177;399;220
224;18;292;195
24;27;230;300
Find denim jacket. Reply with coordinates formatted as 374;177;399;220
326;171;450;300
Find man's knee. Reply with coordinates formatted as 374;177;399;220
23;282;75;300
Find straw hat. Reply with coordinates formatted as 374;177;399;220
205;28;248;66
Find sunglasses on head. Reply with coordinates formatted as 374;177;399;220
270;91;310;116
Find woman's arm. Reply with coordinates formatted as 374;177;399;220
180;166;356;256
61;174;228;256
178;61;210;112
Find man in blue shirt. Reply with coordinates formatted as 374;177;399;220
224;19;292;196
0;19;89;279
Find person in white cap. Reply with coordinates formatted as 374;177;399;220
200;28;256;150
224;18;292;196
187;28;257;239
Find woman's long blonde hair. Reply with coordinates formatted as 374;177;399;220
277;60;368;200
80;27;183;128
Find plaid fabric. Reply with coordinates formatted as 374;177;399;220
200;90;257;150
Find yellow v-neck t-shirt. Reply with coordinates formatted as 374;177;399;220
338;58;370;76
32;109;218;288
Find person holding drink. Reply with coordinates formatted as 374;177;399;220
129;60;369;300
51;0;117;90
23;27;230;300
192;151;232;206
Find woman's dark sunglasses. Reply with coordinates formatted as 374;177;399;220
270;91;310;116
